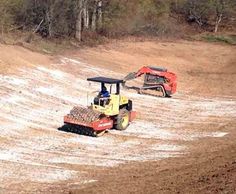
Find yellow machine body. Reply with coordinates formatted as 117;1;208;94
92;94;129;116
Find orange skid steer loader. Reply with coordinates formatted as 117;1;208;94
123;66;177;97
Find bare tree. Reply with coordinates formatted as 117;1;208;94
75;0;83;41
214;0;225;33
97;0;103;29
46;5;53;37
91;1;98;31
83;0;89;29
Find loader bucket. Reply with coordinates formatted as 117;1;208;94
123;72;136;82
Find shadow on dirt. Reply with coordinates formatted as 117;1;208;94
58;124;95;137
58;124;108;137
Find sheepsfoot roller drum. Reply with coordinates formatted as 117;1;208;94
64;106;113;137
62;76;136;137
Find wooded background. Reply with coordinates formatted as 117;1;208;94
0;0;236;41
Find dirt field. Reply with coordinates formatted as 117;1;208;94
0;40;235;194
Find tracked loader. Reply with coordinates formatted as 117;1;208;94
123;66;177;97
63;77;136;137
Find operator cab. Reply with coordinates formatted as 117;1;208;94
87;77;127;116
88;76;123;94
144;66;168;85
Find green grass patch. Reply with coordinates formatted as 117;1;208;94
202;34;236;45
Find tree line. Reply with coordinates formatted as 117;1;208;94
0;0;235;41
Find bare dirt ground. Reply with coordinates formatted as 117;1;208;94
0;40;235;194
